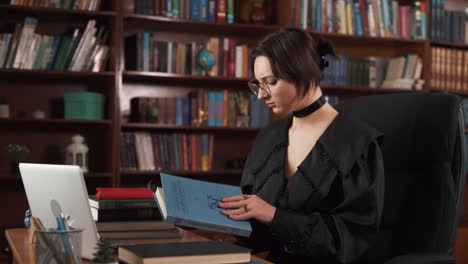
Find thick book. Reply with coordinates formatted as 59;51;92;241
118;241;250;264
99;229;181;240
96;221;176;232
155;173;252;237
88;195;157;210
95;187;154;200
90;207;162;222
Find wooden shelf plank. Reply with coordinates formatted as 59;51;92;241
0;118;112;126
123;71;249;86
309;31;426;46
123;72;428;94
323;85;428;95
124;14;426;46
122;123;260;132
431;40;468;50
0;4;116;17
0;69;115;82
124;14;280;35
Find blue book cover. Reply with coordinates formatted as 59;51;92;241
353;0;363;36
190;0;201;21
207;92;217;127
157;173;252;237
207;0;216;22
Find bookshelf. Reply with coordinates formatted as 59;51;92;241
1;0;468;254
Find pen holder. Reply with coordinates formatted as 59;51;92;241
35;228;83;264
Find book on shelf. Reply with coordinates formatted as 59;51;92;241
155;173;252;237
125;0;236;24
120;131;215;172
430;0;467;44
0;16;109;71
124;34;249;78
10;0;103;11
320;53;423;89
118;241;250;264
290;0;427;40
431;47;468;93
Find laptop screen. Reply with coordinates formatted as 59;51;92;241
19;163;98;259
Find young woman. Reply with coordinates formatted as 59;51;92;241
218;28;385;263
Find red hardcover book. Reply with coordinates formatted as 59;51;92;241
96;188;154;200
217;0;227;23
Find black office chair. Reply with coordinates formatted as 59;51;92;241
335;93;465;264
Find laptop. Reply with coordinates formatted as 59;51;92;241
19;163;99;260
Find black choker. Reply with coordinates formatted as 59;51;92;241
292;96;327;118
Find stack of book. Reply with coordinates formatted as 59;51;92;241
89;187;180;239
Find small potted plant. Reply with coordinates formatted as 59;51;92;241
4;144;30;174
92;239;118;264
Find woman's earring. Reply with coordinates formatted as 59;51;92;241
320;56;329;70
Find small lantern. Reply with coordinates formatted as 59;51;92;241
66;134;89;173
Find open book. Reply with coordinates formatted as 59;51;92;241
154;173;252;237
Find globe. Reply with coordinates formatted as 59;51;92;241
198;49;216;74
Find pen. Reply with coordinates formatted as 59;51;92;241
56;216;77;264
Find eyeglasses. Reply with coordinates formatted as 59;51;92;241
247;79;271;96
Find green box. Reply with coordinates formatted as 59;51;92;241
64;92;104;120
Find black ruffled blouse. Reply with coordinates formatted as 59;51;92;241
239;113;385;264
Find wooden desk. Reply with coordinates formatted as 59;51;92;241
5;228;271;264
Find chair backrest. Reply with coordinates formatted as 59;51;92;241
335;93;465;260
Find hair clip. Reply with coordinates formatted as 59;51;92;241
320;56;329;70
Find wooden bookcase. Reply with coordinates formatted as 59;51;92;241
1;1;468;258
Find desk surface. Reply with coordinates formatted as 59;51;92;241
6;228;271;264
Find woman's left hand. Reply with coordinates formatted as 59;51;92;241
218;194;276;225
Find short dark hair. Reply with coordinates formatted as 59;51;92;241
250;28;335;98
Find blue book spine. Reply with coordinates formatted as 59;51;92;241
45;36;62;70
160;173;252;237
190;0;200;21
216;92;224;127
182;97;190;126
207;92;216;126
200;0;208;21
353;1;363;36
166;0;173;18
175;97;183;126
142;32;150;72
207;0;216;22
